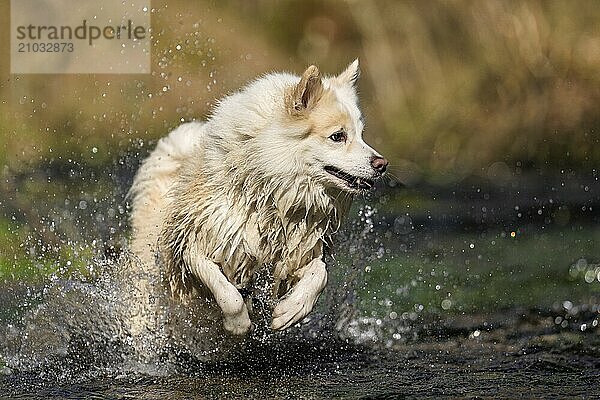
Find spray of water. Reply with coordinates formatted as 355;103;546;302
0;187;390;381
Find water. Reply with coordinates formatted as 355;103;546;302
2;308;599;398
1;172;599;398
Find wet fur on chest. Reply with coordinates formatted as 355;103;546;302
161;153;351;299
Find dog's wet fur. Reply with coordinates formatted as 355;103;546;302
129;60;387;335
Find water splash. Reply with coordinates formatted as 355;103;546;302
0;200;387;381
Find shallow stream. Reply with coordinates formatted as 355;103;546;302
1;174;599;399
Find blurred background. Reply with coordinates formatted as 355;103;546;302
1;2;599;394
0;0;598;316
2;1;600;174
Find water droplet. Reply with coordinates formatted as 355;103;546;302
584;270;596;283
393;215;413;235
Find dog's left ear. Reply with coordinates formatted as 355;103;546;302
336;59;360;87
287;65;324;115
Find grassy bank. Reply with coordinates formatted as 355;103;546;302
358;227;600;316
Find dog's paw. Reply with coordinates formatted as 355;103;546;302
222;304;252;336
271;290;314;331
272;259;327;331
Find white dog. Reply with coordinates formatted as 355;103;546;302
129;60;388;336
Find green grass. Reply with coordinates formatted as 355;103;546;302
0;218;39;281
0;217;95;283
2;204;598;319
357;227;600;316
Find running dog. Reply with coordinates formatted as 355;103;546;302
129;60;388;335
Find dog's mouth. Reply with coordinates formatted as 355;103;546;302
324;166;375;190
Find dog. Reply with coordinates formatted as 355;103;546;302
129;60;388;336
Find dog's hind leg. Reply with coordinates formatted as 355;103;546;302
271;258;327;331
184;247;252;335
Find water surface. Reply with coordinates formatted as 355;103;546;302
1;177;599;399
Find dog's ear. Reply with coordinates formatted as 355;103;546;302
287;65;324;115
336;59;360;87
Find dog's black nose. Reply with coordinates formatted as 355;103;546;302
371;156;388;173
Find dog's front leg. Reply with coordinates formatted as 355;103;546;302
272;257;327;331
184;247;251;335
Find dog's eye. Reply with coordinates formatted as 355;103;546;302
329;130;347;143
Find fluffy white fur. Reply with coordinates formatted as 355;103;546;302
129;60;386;335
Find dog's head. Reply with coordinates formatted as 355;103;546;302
284;60;388;193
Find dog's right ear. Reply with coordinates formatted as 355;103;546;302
286;65;324;116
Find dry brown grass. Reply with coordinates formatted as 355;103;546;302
0;0;598;179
